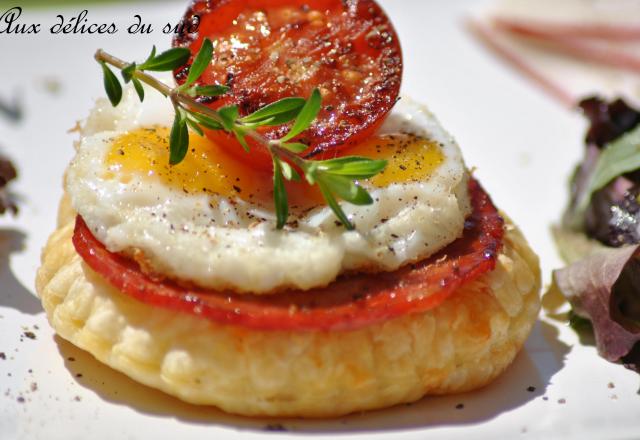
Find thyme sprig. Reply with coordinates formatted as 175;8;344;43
94;42;386;230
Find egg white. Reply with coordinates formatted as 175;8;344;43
67;87;471;293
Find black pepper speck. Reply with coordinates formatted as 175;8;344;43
264;424;287;432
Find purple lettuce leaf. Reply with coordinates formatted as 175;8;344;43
584;178;640;247
579;97;640;149
553;245;640;372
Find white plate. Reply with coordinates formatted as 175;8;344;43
1;1;638;439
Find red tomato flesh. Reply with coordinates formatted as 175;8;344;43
173;0;403;170
72;179;504;332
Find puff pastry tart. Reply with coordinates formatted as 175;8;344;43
36;0;540;417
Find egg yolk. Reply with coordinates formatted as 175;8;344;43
106;128;444;206
345;134;444;186
106;127;273;203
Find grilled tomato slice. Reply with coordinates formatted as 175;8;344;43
173;0;403;169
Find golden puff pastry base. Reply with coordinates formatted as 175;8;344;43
36;197;541;418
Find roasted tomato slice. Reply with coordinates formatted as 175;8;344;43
173;0;403;170
73;179;504;331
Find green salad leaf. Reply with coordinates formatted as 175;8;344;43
573;126;640;226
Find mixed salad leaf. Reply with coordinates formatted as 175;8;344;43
553;245;640;372
555;96;640;373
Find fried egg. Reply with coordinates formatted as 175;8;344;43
67;86;471;293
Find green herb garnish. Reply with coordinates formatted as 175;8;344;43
94;43;386;230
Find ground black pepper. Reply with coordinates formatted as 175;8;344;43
264;424;287;431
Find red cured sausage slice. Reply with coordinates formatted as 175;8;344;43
72;179;504;331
